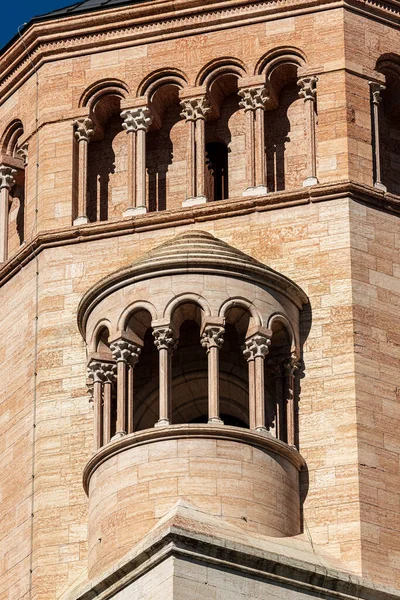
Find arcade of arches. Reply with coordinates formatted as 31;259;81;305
79;230;308;454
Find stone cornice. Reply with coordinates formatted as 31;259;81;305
63;503;400;600
1;0;400;105
0;181;399;291
82;423;305;495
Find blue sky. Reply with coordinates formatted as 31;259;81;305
1;1;74;50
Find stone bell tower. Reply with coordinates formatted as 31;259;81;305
0;0;400;599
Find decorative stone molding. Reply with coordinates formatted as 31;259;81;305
73;117;95;143
121;107;153;132
238;86;269;111
201;325;225;351
110;339;142;365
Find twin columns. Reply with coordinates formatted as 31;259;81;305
72;76;318;225
87;321;299;452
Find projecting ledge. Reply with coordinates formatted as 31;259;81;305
83;423;305;494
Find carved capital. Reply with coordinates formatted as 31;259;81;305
0;165;16;191
298;76;318;102
121;107;153;132
73;117;95;143
87;359;117;383
284;353;301;376
110;339;142;365
180;96;211;121
238;86;269;111
369;81;386;106
153;327;178;353
16;142;29;166
201;325;225;352
242;333;271;361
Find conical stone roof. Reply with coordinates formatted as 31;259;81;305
78;230;308;334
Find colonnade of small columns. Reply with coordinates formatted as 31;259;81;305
87;320;299;452
72;75;318;224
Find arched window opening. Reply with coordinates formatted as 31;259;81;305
206;73;243;199
206;142;229;200
265;320;293;443
266;63;309;192
96;326;111;355
376;57;400;194
172;318;208;424
87;94;126;222
127;310;157;432
1;120;26;258
146;83;186;212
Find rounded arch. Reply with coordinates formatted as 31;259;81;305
268;313;297;353
118;300;158;333
136;68;188;100
376;53;400;78
79;79;129;110
164;293;212;323
1;119;24;156
255;47;307;78
196;57;247;87
218;298;262;327
89;319;112;354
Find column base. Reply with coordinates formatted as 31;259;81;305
242;185;268;197
208;417;224;425
73;215;89;226
111;431;127;441
302;177;318;187
123;205;147;217
374;181;387;192
182;196;207;207
154;418;170;428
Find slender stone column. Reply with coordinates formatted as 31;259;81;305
73;118;94;225
87;359;117;451
110;338;142;438
121;107;153;216
298;76;318;187
180;96;211;207
243;330;271;431
0;165;16;263
284;354;300;447
201;324;225;424
153;326;178;427
369;82;387;192
238;86;269;197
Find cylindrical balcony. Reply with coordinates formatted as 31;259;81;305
83;424;304;580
